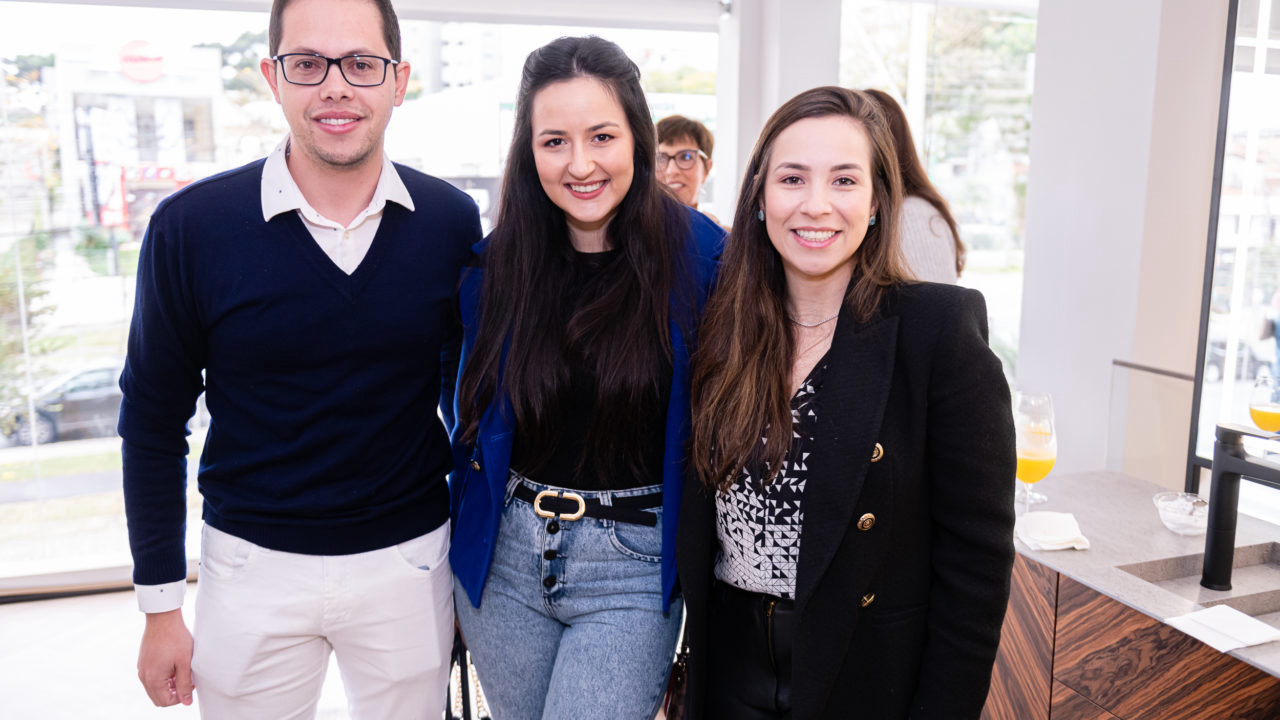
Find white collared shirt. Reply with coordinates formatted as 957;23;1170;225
260;136;415;274
134;138;416;614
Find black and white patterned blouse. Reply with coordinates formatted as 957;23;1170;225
714;364;824;599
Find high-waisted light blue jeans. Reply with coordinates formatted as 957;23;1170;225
454;475;682;720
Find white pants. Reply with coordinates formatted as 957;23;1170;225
191;523;453;720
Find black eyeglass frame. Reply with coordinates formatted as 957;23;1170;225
272;53;399;87
656;148;710;171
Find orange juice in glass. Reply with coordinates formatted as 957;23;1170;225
1013;391;1056;514
1016;451;1056;485
1250;377;1280;432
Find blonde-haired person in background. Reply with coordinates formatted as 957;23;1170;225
865;88;965;283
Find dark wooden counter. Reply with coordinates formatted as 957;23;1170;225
983;528;1280;718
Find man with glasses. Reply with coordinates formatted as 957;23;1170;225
119;0;480;716
656;114;722;227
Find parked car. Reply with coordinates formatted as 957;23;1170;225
1204;339;1272;383
0;363;124;445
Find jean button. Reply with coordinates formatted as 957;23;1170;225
543;576;557;588
547;521;560;534
543;549;557;560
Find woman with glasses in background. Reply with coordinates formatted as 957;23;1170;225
448;36;724;719
657;114;725;227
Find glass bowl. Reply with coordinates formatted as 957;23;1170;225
1152;492;1209;536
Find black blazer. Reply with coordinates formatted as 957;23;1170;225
676;282;1016;720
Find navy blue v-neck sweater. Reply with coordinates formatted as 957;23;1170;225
119;158;481;587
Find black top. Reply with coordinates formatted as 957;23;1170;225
512;248;672;491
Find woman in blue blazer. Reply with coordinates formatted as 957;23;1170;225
447;36;724;720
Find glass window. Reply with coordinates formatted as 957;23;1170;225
1191;0;1280;523
1235;43;1258;72
1268;47;1280;75
0;1;258;584
1240;0;1262;37
840;0;1038;380
0;1;716;587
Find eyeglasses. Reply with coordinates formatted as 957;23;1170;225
272;53;398;87
656;148;709;170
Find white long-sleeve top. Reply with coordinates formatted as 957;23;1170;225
897;195;959;284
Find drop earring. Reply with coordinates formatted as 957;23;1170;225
757;209;765;221
868;214;877;227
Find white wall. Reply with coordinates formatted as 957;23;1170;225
1019;0;1228;483
1123;0;1231;488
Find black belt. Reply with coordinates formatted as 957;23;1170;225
512;483;661;526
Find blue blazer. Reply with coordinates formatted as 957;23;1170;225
449;205;724;613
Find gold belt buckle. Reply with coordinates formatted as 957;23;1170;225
532;490;586;521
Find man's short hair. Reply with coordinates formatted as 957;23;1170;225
269;0;403;62
656;115;714;160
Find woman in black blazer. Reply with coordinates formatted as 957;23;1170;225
680;86;1016;719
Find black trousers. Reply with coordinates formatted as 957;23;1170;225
706;581;794;720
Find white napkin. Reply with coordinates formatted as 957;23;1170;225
1165;605;1280;652
1015;511;1090;550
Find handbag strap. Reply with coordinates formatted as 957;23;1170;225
451;629;473;720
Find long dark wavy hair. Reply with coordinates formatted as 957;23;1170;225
864;89;965;276
458;36;692;479
690;87;907;490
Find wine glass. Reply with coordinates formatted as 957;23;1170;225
1249;376;1280;433
1013;391;1057;515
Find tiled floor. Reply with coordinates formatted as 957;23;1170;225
0;587;350;719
